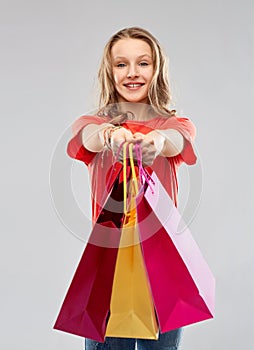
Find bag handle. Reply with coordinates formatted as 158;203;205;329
105;140;126;194
134;143;155;194
107;141;155;216
129;143;139;194
123;142;141;215
99;141;126;212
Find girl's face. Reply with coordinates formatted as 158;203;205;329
111;38;154;104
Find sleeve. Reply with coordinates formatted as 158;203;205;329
66;115;109;166
173;116;197;166
157;116;197;166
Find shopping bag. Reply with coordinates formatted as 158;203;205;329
106;143;159;339
53;154;125;342
136;167;216;333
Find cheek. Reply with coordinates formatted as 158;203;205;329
113;73;119;85
112;69;118;84
113;70;125;85
147;68;154;83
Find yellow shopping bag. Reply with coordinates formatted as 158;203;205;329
106;143;159;339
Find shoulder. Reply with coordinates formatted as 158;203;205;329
151;114;197;140
174;115;197;139
71;114;111;135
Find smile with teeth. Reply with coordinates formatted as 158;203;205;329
124;83;144;89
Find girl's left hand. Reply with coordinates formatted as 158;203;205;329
133;131;165;166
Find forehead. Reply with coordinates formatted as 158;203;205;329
111;38;152;59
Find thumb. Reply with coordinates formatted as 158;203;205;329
133;132;145;142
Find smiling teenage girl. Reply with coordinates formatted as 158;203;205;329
111;38;154;104
67;27;197;350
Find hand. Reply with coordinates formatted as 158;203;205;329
133;132;145;142
138;131;165;166
137;140;157;166
112;130;145;163
143;131;165;156
110;127;134;157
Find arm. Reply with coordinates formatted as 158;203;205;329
150;129;184;157
81;123;113;152
81;123;135;153
132;129;184;166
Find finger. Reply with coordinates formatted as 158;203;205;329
133;132;145;140
125;136;135;142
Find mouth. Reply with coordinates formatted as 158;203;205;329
123;83;145;89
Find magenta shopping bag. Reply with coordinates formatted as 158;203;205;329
53;179;124;342
136;171;215;333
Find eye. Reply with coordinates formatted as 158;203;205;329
116;63;126;68
139;62;149;66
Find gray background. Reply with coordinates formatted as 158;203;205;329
1;0;253;349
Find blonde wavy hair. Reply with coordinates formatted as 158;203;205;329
97;27;176;122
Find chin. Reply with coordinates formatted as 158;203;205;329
120;96;149;104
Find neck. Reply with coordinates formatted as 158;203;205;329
116;102;157;121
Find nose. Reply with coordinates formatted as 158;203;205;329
127;64;139;78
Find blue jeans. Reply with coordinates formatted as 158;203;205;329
85;328;183;350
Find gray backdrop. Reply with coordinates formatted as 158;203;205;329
1;0;253;349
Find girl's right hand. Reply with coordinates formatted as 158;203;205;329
110;127;134;157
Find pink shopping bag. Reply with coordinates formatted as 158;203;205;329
53;143;131;341
53;174;125;341
136;171;215;333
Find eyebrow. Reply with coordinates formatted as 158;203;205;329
113;54;152;60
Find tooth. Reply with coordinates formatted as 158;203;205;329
126;83;142;87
